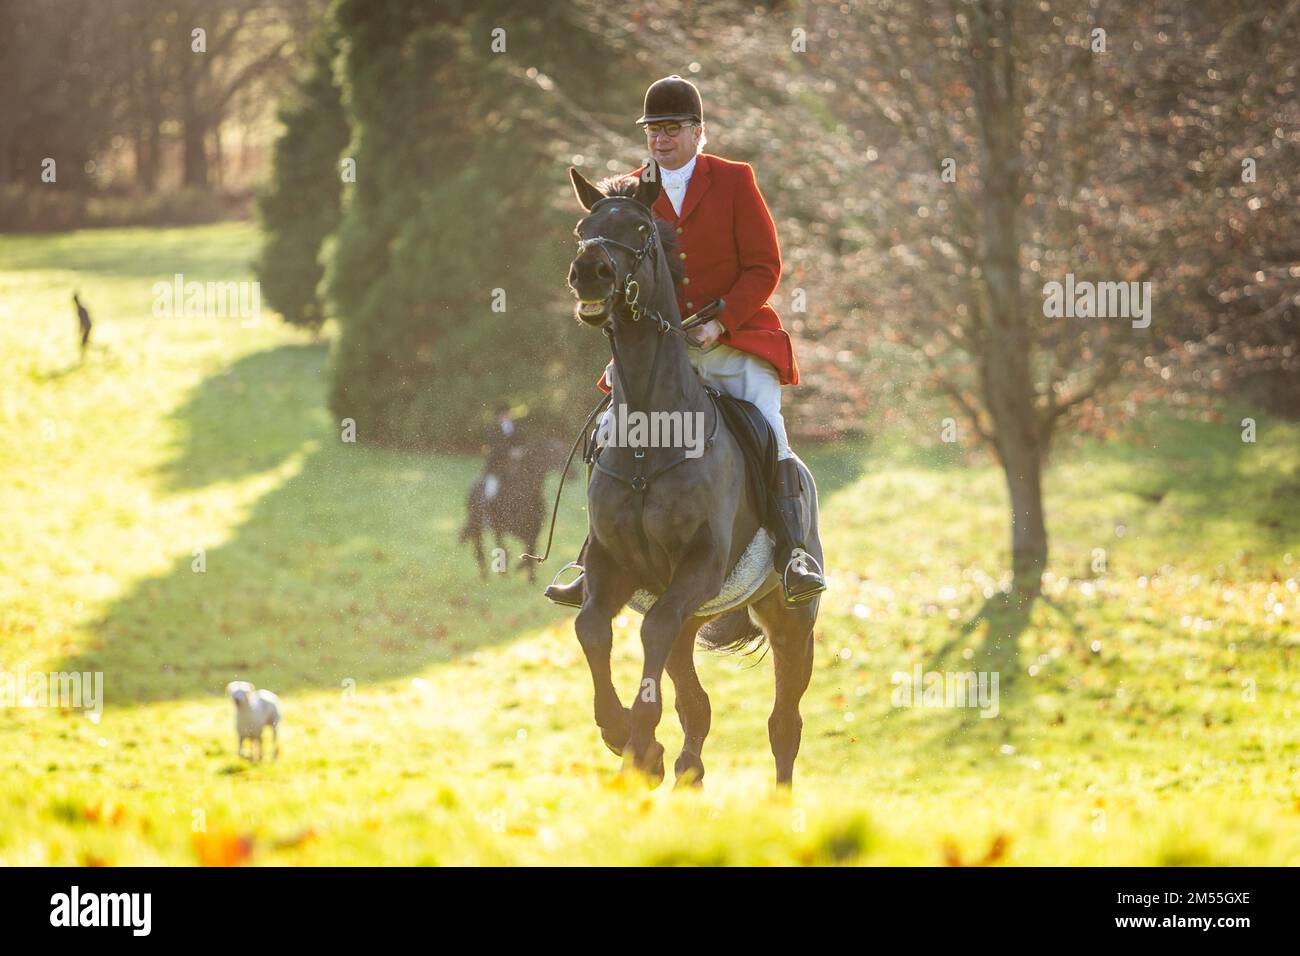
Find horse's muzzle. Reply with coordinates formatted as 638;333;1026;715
572;293;613;326
569;249;617;325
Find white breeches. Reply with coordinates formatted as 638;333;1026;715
601;344;793;459
687;342;792;459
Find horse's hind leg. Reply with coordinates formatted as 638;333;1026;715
520;530;540;582
574;536;636;757
492;528;507;571
665;618;711;788
470;531;488;579
751;588;816;787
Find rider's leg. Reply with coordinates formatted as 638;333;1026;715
689;345;825;604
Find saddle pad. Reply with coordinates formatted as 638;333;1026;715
627;527;779;618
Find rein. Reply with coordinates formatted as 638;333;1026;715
521;391;611;564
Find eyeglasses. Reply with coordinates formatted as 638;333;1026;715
643;122;695;138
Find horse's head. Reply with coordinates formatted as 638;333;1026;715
566;165;673;328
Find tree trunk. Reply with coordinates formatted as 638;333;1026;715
995;425;1048;593
970;0;1047;596
134;124;157;192
180;50;209;189
212;124;224;189
182;111;209;188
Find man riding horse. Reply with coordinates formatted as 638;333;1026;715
545;74;826;609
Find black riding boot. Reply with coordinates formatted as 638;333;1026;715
544;536;588;608
770;457;826;605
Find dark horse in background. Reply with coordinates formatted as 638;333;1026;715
461;435;565;583
564;166;822;788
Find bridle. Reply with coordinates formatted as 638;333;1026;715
573;195;686;448
574;196;681;335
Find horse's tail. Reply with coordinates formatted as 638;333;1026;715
696;606;766;654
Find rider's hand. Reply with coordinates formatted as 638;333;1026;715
687;319;724;350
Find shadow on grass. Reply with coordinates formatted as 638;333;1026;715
61;344;583;705
155;342;333;492
1;228;259;282
30;344;121;383
1051;408;1300;557
927;591;1032;676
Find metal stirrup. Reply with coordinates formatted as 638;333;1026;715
547;561;584;590
783;547;824;587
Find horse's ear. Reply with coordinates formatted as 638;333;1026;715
569;168;604;212
634;160;662;209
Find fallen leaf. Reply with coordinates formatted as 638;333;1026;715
272;827;318;850
943;833;1010;867
192;829;255;867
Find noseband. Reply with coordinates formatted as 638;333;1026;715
575;197;670;329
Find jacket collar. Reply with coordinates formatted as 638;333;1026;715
646;153;712;224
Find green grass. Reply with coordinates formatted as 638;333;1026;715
1;222;1299;865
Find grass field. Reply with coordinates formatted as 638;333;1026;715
1;222;1298;865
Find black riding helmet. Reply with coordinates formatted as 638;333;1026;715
635;74;703;125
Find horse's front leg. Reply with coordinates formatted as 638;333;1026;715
573;536;636;756
470;531;487;580
665;617;710;788
624;531;727;785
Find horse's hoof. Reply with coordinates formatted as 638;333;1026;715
620;741;665;787
673;756;704;789
648;742;665;785
597;706;631;756
600;729;626;757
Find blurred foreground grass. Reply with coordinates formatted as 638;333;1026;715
1;224;1298;865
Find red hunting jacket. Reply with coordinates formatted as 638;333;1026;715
596;152;799;393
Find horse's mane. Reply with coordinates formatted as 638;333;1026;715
595;175;685;286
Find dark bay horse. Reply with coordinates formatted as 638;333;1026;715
565;165;821;787
462;435;568;582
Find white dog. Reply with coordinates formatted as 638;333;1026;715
225;681;281;762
